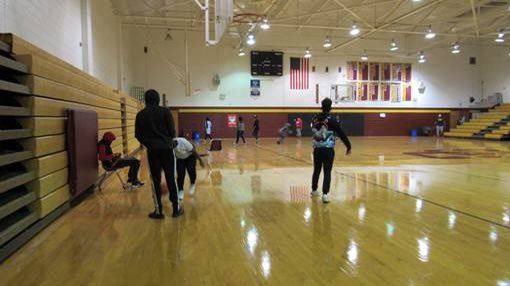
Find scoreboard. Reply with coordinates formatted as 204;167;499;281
251;51;283;76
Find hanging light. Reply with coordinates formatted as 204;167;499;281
418;51;426;63
304;48;312;58
425;26;436;39
451;42;461;54
389;39;398;51
350;22;360;36
246;33;255;45
361;50;368;61
495;31;505;43
238;48;246;56
323;36;332;48
260;17;270;30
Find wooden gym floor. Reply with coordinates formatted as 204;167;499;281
1;137;510;285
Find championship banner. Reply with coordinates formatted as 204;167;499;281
250;79;260;96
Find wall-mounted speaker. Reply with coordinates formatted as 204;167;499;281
469;57;476;65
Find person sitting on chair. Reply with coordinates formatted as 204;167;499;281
98;131;144;188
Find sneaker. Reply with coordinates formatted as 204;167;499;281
189;184;196;195
311;189;320;197
148;211;164;219
131;180;144;189
178;190;184;200
322;194;330;203
172;207;184;218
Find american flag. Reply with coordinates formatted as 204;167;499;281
290;57;309;90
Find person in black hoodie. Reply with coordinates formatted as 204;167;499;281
135;89;183;219
311;98;351;203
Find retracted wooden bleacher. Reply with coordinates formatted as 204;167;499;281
0;33;142;262
445;103;510;140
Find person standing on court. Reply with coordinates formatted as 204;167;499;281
236;116;246;144
294;117;303;138
311;98;351;203
135;89;183;219
435;114;445;137
204;117;213;141
252;115;260;144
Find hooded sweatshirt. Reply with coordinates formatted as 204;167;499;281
98;131;117;168
135;90;176;150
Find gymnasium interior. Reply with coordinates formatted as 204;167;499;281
1;0;510;285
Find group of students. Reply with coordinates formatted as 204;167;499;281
98;90;352;219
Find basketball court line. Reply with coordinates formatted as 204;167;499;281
255;144;510;231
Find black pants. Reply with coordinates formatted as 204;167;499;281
252;129;259;140
113;157;140;182
177;155;197;190
147;148;178;213
236;130;246;143
205;133;213;140
312;148;335;194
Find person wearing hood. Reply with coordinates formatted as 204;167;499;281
310;98;351;203
135;89;183;219
97;132;143;188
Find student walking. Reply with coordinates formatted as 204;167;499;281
294;117;303;138
252;115;260;143
435;114;445;137
311;98;351;203
236;116;246;144
173;137;205;201
135;89;183;219
204;117;213;140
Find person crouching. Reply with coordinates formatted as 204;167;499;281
173;136;205;201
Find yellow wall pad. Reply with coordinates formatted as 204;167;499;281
16;54;113;100
26;168;68;199
29;184;70;219
99;119;123;130
24;151;68;178
21;134;66;158
17;96;121;119
19;76;120;111
0;34;112;91
177;108;453;114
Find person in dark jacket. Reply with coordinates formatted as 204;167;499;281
135;89;183;219
98;131;143;188
311;98;351;203
252;115;260;144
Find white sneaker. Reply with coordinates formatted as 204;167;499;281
311;190;320;197
178;190;184;200
322;194;330;203
189;184;196;195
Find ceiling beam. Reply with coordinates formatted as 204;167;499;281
302;0;330;26
410;2;441;32
331;0;375;29
380;0;406;23
469;0;480;37
327;0;446;53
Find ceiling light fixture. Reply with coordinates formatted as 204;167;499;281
389;39;398;51
495;31;505;43
323;36;332;48
304;48;312;58
260;17;270;30
238;48;246;56
451;42;461;54
246;33;255;45
418;51;426;63
350;22;360;36
425;26;436;39
361;50;368;61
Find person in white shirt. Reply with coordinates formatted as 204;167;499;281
173;137;205;200
204;118;213;140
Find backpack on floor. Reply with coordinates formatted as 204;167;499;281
210;139;222;151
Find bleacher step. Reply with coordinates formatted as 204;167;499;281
0;79;30;95
0;54;28;74
0;129;32;141
0;41;10;54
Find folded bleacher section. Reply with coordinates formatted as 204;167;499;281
445;103;510;140
0;34;141;261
